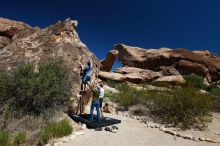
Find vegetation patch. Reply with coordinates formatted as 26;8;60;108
12;132;26;146
110;83;213;129
0;62;71;115
0;131;10;146
40;120;73;144
183;74;206;89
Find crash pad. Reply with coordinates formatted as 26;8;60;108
69;114;121;128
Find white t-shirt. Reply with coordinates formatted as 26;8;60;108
99;88;105;98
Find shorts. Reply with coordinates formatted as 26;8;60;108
99;98;103;108
82;75;91;84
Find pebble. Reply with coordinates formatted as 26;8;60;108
82;124;87;130
164;129;176;135
192;137;200;142
61;138;69;143
150;124;155;128
175;133;181;137
154;124;160;128
205;138;216;143
182;135;193;140
199;137;205;141
74;131;85;136
159;127;166;132
69;135;76;140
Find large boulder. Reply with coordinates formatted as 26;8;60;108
115;44;220;83
100;50;118;71
0;18;100;95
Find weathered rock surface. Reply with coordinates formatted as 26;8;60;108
100;50;118;72
0;17;30;38
154;75;185;85
99;71;123;81
0;36;11;48
99;69;161;83
115;67;162;83
115;44;220;83
0;18;99;95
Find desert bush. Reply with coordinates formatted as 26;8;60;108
113;84;148;108
0;72;9;104
105;79;120;88
111;83;212;129
0;131;10;146
209;87;220;111
40;120;73;144
210;87;220;97
183;74;206;89
12;132;26;146
7;62;71;115
148;87;212;129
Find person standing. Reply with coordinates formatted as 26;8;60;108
89;83;101;122
98;82;105;117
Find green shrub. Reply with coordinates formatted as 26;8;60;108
209;87;220;111
40;120;73;144
54;120;73;137
7;62;70;115
105;79;120;89
0;131;10;146
0;72;9;104
113;84;148;108
13;132;26;146
210;87;220;97
111;83;212;129
183;74;205;89
148;87;212;129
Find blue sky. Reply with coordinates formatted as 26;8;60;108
1;0;220;69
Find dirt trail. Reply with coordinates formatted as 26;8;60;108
63;113;218;146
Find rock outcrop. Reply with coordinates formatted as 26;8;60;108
0;36;11;48
115;44;220;83
0;17;30;38
99;71;123;81
99;68;162;83
0;18;100;95
100;50;118;72
154;75;185;85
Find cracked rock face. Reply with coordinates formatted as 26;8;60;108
115;44;220;83
0;18;100;95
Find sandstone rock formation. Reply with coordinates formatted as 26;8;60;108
99;71;123;81
99;68;162;83
115;44;220;83
154;75;185;85
0;17;30;38
0;36;11;48
100;50;119;72
0;18;100;95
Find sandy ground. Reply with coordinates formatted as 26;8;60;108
63;113;219;146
